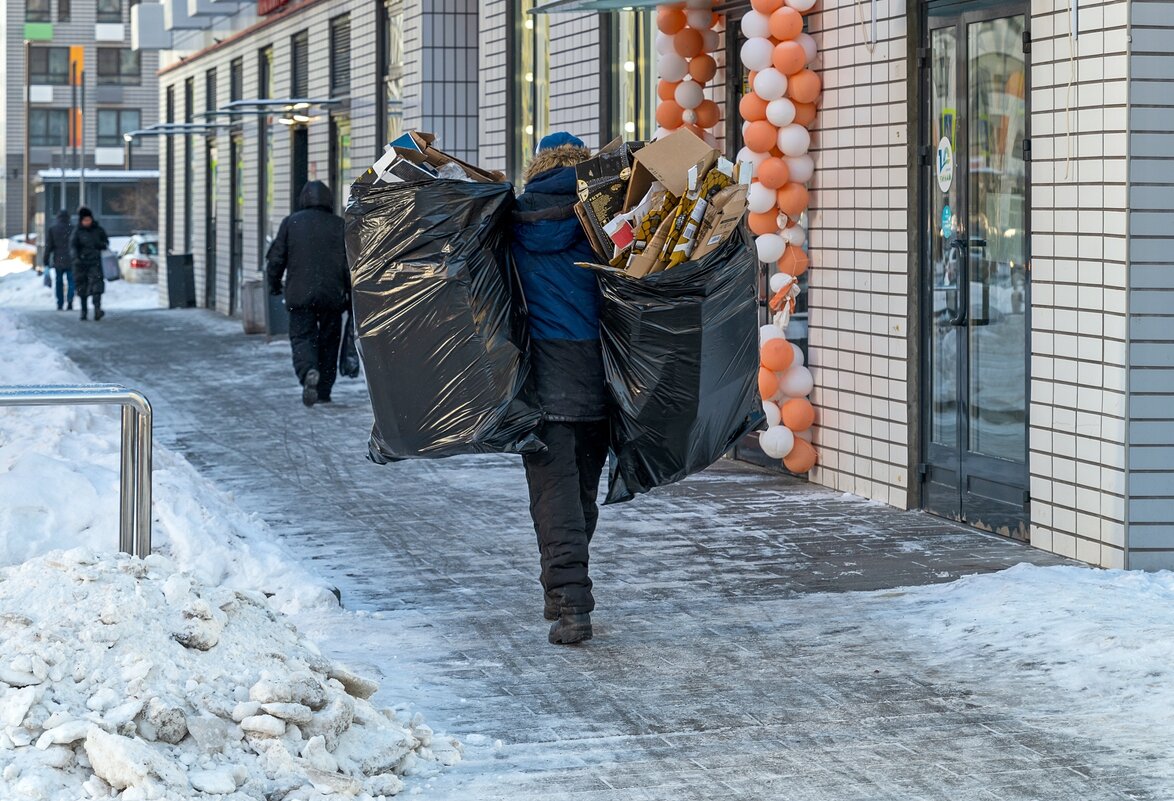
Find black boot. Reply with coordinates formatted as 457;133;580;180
93;298;104;321
548;611;592;645
543;593;559;621
302;369;320;407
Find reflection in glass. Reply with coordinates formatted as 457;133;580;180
929;26;959;449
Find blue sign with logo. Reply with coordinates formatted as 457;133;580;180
941;205;953;237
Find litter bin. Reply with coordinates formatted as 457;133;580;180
166;254;196;309
241;279;266;334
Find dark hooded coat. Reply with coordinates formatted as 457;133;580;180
70;208;109;297
44;210;73;270
266;181;350;311
511;144;607;422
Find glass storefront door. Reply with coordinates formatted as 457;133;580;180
922;3;1030;537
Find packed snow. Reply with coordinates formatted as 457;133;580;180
0;261;159;310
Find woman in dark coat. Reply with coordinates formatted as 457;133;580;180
511;132;608;645
69;207;109;321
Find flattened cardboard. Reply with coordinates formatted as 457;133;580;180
690;185;748;261
392;130;501;183
626;215;675;278
623;128;719;211
574;202;611;260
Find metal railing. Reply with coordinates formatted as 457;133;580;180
0;384;153;558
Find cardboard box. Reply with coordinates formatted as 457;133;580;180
626;215;675;278
690;184;748;261
390;131;502;183
575;138;639;253
623;128;719;211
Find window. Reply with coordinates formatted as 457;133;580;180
229;58;243;103
330;14;351;96
290;30;309;97
58;0;71;22
507;1;549;181
97;0;121;22
29;47;70;85
26;0;51;22
603;12;656;142
185;78;194;252
97;48;140;85
205;68;217;113
377;1;405;149
97;109;140;146
259;46;276;263
29;109;69;147
165;85;174;252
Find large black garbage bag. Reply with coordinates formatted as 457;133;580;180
345;178;543;461
595;225;765;504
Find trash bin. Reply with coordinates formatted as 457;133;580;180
166;254;196;309
241;279;266;334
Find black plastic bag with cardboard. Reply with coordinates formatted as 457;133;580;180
344;176;544;461
595;224;765;504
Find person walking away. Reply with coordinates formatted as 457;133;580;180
266;180;350;407
511;132;608;645
44;209;75;311
69;207;109;321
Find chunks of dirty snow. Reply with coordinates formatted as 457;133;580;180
328;663;380;700
240;714;286;737
35;720;90;749
136;698;188;745
0;668;41;688
83;728;187;792
261;702;313;725
0;686;38;728
189;767;238;794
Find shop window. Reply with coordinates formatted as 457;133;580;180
29;46;70;85
258;45;277;263
603;11;656;141
58;0;70;22
507;0;550;181
290;30;309;97
29;109;69;147
97;0;121;23
205;67;217;113
100;186;136;217
97;48;141;86
228;58;243;103
165;84;174;252
330;14;351;96
330;116;351;214
26;0;51;23
377;0;405;149
97;109;140;146
184;77;194;252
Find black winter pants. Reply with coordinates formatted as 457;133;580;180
522;420;609;614
288;307;344;399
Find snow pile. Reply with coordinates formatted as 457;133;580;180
0;263;159;310
0;548;461;800
0;305;331;614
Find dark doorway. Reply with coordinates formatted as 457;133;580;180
230;132;244;317
204;139;218;310
291;126;309;211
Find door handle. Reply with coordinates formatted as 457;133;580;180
946;238;968;326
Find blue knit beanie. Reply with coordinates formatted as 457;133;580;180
537;131;585;153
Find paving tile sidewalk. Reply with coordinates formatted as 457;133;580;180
23;305;1153;801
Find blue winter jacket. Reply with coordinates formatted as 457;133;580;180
511;165;608;422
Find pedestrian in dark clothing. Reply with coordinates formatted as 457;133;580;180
44;209;75;311
69;207;109;321
267;181;350;407
512;131;609;645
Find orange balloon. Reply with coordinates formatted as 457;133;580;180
793;101;817;128
657;80;680;102
769;7;803;41
788;69;822;104
689;54;717;84
772;41;807;75
674;28;705;58
739;93;768;122
770;145;784;158
757;157;790;190
781;398;815;431
749;210;781;236
751;0;784;12
778;244;810;277
761;338;795;372
744;120;778;153
656;101;684;129
694;99;720;129
776;182;809;218
657;6;686;35
758;367;780;400
784;438;817;473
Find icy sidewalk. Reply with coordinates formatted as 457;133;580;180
9;265;1174;800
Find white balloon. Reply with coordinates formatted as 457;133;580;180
756;233;786;263
682;108;699;125
737;147;768;168
797;32;818;64
790;342;805;367
675;80;704;110
653;126;672;141
777;123;811;156
780;364;814;397
740;37;775;72
656;32;675;56
702;28;721;52
796;428;813;443
760;425;797;459
740;10;771;39
753;68;788;101
658;52;689;82
782;224;807;247
762;401;782;428
765;98;797;127
786;0;817;11
748;182;777;215
786;154;815;183
769;271;792;293
686;8;712;28
760;323;784;345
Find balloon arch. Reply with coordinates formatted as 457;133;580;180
654;0;820;473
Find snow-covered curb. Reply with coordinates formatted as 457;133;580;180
0;549;459;800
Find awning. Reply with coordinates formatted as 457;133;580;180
530;0;661;12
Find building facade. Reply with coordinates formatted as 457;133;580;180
149;0;1174;569
1;0;159;237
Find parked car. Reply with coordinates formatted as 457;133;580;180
117;233;159;283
